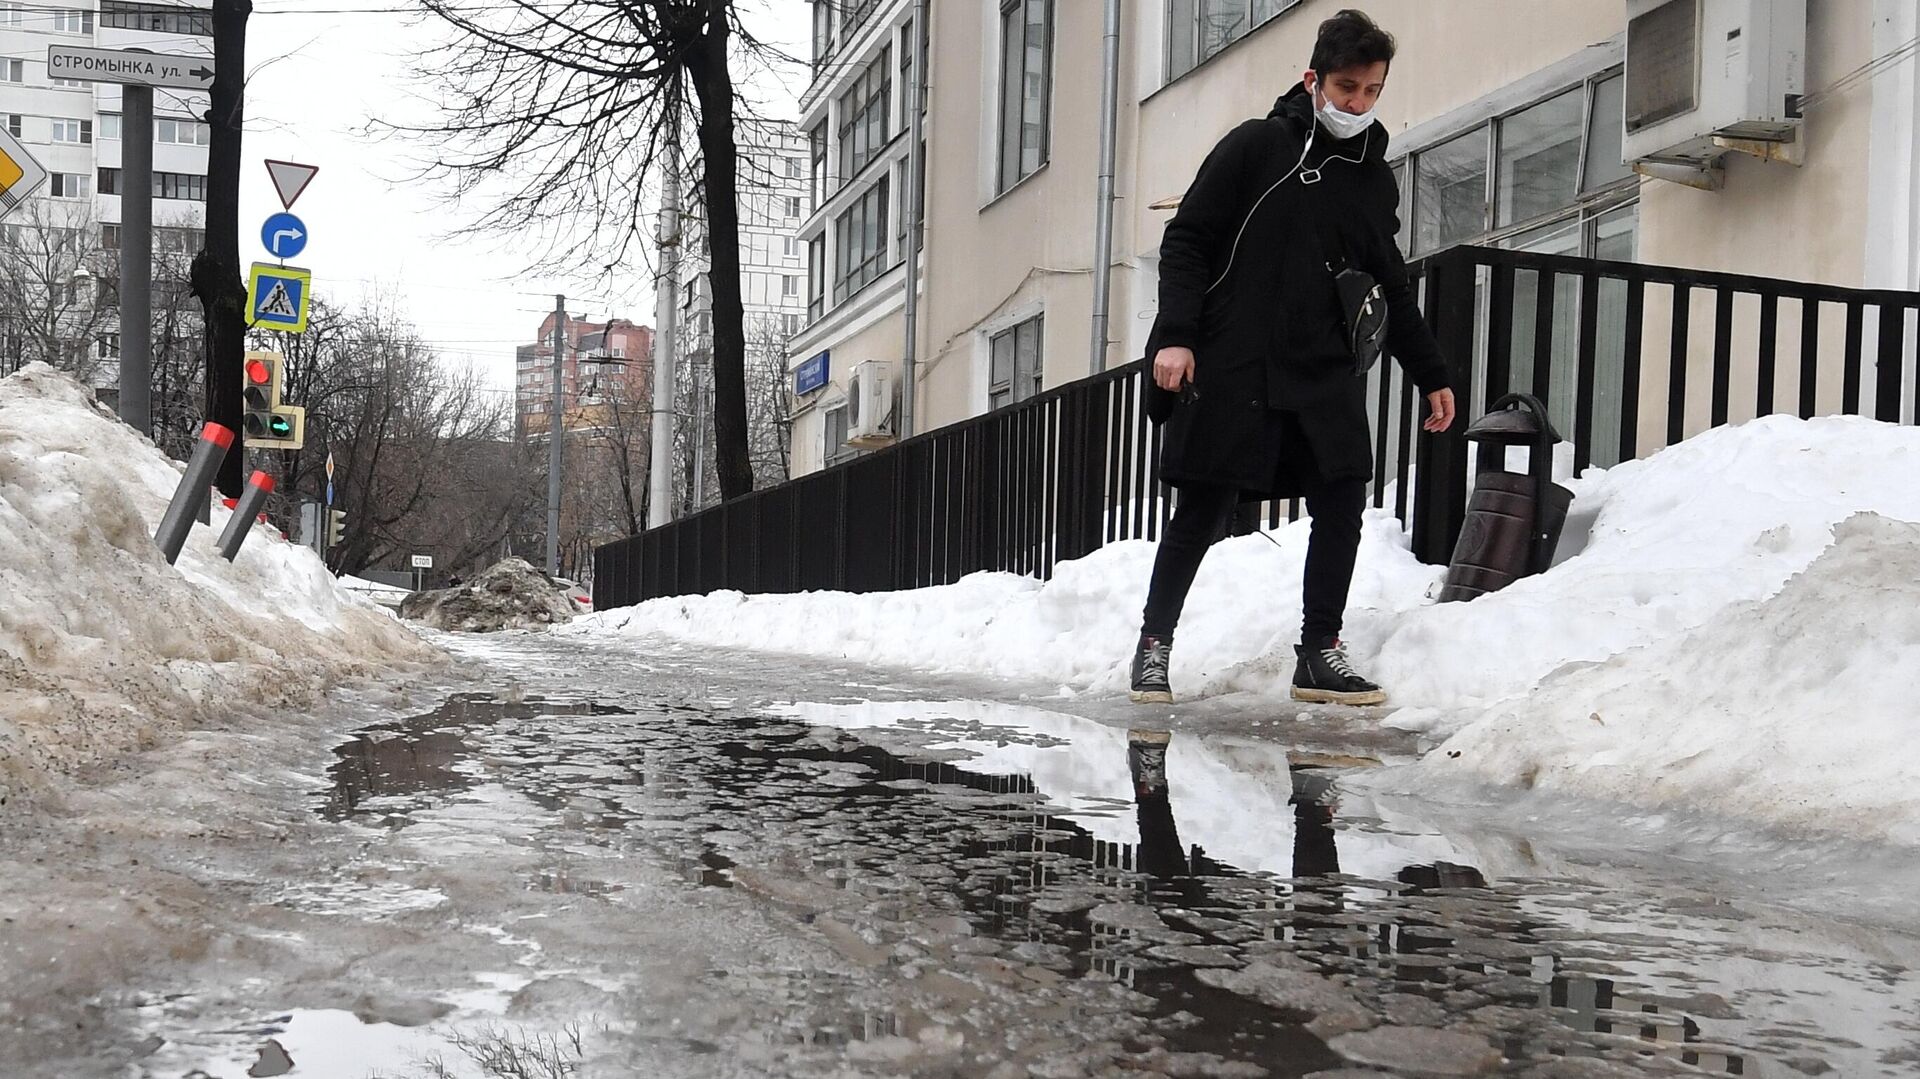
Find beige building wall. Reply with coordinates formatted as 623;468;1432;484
791;309;905;476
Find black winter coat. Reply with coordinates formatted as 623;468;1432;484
1145;84;1452;497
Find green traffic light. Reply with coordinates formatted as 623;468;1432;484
269;415;292;437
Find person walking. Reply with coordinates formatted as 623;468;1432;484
1130;8;1456;707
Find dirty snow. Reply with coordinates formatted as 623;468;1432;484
0;364;439;805
400;556;578;632
577;415;1920;841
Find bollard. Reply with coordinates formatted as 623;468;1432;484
154;422;235;565
1438;393;1574;602
215;470;276;562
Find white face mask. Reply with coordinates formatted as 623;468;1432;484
1311;81;1376;140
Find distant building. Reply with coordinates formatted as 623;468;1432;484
515;314;653;441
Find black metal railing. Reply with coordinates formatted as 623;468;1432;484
597;246;1920;607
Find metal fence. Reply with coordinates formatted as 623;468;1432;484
596;245;1920;607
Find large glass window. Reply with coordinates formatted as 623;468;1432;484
807;121;826;207
1583;74;1631;192
988;315;1045;410
1166;0;1304;80
101;1;212;36
1415;127;1490;256
836;47;891;184
807;235;825;321
833;177;889;304
1496;89;1582;227
997;0;1053;193
811;0;834;67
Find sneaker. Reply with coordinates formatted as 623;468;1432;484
1129;634;1174;704
1127;729;1172;797
1290;640;1387;706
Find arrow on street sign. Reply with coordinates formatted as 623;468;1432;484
47;45;214;91
261;211;308;259
0;126;50;218
264;160;319;211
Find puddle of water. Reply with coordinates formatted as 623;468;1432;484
304;690;1920;1078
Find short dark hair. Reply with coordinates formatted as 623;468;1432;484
1309;8;1396;76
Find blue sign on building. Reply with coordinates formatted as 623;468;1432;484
795;351;830;395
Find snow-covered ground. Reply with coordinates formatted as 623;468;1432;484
574;415;1920;843
0;364;440;805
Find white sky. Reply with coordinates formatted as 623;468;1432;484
242;1;812;397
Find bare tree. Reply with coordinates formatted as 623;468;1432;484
744;312;791;486
406;0;795;503
0;201;117;383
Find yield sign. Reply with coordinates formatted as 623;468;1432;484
264;159;319;210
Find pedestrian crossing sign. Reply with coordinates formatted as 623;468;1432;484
246;263;312;334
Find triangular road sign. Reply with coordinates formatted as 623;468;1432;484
264;159;318;210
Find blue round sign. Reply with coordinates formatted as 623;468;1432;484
261;212;308;260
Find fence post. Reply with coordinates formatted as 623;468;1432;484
1411;252;1477;566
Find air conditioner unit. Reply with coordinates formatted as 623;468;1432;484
1623;0;1805;172
846;361;895;447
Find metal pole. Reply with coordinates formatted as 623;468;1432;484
547;293;565;575
899;0;930;437
120;85;153;434
692;368;708;509
648;131;682;529
1089;0;1122;375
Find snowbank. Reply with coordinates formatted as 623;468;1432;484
399;557;576;632
0;364;439;805
1400;512;1920;844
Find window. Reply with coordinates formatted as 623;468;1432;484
157;227;204;255
899;19;915;129
785;195;802;219
997;0;1053;193
836;47;892;184
783;235;797;259
807;121;826;207
988;316;1045;410
101;1;213;36
811;0;835;68
832;177;889;304
101;224;120;249
53;8;93;32
807;235;825;321
98;168;208;201
4;115;20;139
824;404;856;466
53;76;93;89
99;114;121;140
50;173;90;199
782;313;800;337
97;333;120;360
51;119;92;145
1398;69;1636;258
1166;0;1303;81
156;118;210;146
2;61;23;84
782;274;799;298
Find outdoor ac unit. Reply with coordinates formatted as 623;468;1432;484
846;361;895;447
1622;0;1805;170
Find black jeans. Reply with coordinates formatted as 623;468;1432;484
1138;475;1367;648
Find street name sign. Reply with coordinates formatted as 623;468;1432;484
261;212;308;259
246;263;313;333
47;46;214;90
0;127;49;217
411;555;434;569
795;351;830;395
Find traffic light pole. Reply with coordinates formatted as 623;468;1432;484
119;85;153;435
547;294;564;576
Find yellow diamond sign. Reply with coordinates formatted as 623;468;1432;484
0;126;50;217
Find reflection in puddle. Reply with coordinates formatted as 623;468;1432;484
308;692;1918;1077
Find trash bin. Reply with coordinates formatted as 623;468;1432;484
1438;392;1573;603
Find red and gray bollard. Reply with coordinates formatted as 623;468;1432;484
153;421;234;565
215;470;276;562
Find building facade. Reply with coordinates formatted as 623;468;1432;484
0;0;212;385
787;0;925;477
673;119;810;511
786;0;1919;476
515;313;652;440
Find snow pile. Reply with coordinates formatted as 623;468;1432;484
1404;512;1920;844
0;364;438;805
399;557;576;632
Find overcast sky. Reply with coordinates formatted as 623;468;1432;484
242;1;812;399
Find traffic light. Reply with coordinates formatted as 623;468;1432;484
242;350;306;450
326;508;346;549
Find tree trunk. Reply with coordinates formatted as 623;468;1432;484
191;0;249;496
685;5;753;501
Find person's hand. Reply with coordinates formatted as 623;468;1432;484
1423;388;1456;433
1154;347;1196;392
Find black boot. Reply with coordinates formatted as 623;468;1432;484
1129;634;1174;704
1127;729;1171;796
1291;639;1386;706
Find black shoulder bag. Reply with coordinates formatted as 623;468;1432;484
1308;212;1388;377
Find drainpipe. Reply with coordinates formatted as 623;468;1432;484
1089;0;1122;374
899;0;931;438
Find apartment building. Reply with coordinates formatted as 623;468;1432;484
515;313;652;440
785;0;1918;477
0;0;212;382
786;0;925;476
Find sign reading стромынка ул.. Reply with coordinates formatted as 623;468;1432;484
46;46;213;91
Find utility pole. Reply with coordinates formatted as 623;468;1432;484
1089;0;1122;375
547;293;565;575
119;84;153;435
899;0;929;438
648;129;682;529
